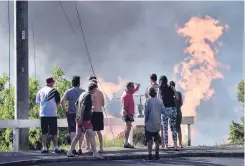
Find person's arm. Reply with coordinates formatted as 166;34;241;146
179;92;183;107
157;88;162;98
133;83;140;93
54;90;61;106
35;91;40;104
122;95;130;114
61;90;68;115
101;91;105;107
144;100;149;123
171;86;179;100
145;87;149;99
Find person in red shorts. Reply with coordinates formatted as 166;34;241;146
121;82;140;148
67;83;103;159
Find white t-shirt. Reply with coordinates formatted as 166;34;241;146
36;86;60;117
145;83;160;99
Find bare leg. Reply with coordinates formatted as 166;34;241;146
160;127;164;148
52;135;58;148
154;139;160;160
85;133;90;150
124;122;132;145
70;132;76;144
97;131;103;152
178;130;183;148
147;140;153;155
67;128;83;157
87;129;103;159
42;134;48;150
78;135;84;150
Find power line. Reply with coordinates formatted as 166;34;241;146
7;0;11;112
74;1;118;138
58;1;76;35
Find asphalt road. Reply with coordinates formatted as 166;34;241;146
39;157;244;166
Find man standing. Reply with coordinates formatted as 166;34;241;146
144;87;163;160
67;83;103;159
81;75;98;150
145;73;160;99
61;76;85;155
170;81;183;148
90;79;105;153
36;77;63;153
144;73;163;147
121;82;140;148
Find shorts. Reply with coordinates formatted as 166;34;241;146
40;117;58;135
91;112;104;131
145;128;161;143
122;114;134;122
176;110;182;133
76;120;93;130
67;113;76;133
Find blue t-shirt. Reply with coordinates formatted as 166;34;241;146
63;87;85;114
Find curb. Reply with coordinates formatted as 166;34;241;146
0;152;243;166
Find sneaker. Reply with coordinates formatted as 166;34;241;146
77;149;82;155
41;149;49;153
123;143;134;148
154;155;160;160
54;148;65;154
144;155;153;161
72;150;79;155
67;150;75;157
93;153;104;159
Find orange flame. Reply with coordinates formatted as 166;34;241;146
174;16;229;117
97;77;127;100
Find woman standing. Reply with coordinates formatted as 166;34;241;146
157;75;179;150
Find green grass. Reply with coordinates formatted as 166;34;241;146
60;136;125;151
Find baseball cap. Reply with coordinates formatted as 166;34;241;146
46;77;55;84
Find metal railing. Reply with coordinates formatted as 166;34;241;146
0;117;194;152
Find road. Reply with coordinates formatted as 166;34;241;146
39;157;244;166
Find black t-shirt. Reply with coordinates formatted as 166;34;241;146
159;86;176;107
82;93;92;121
76;92;92;121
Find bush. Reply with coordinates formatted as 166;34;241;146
228;117;244;144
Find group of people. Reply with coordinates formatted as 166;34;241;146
121;73;183;160
35;73;183;160
36;76;105;159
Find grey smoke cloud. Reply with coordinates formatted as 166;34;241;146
0;1;244;145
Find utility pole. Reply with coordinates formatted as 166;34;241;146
13;0;29;152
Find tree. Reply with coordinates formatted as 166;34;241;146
228;79;244;144
0;67;72;151
237;80;244;104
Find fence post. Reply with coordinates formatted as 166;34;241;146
187;124;191;146
13;128;19;152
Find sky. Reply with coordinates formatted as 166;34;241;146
0;1;244;146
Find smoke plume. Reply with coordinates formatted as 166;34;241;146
174;16;229;117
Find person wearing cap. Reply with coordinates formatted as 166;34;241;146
35;77;63;153
67;83;103;159
61;76;85;155
90;79;105;153
121;82;140;148
157;75;179;150
144;87;163;160
170;81;183;148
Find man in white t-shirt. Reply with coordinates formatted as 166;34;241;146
145;73;160;99
36;77;63;153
